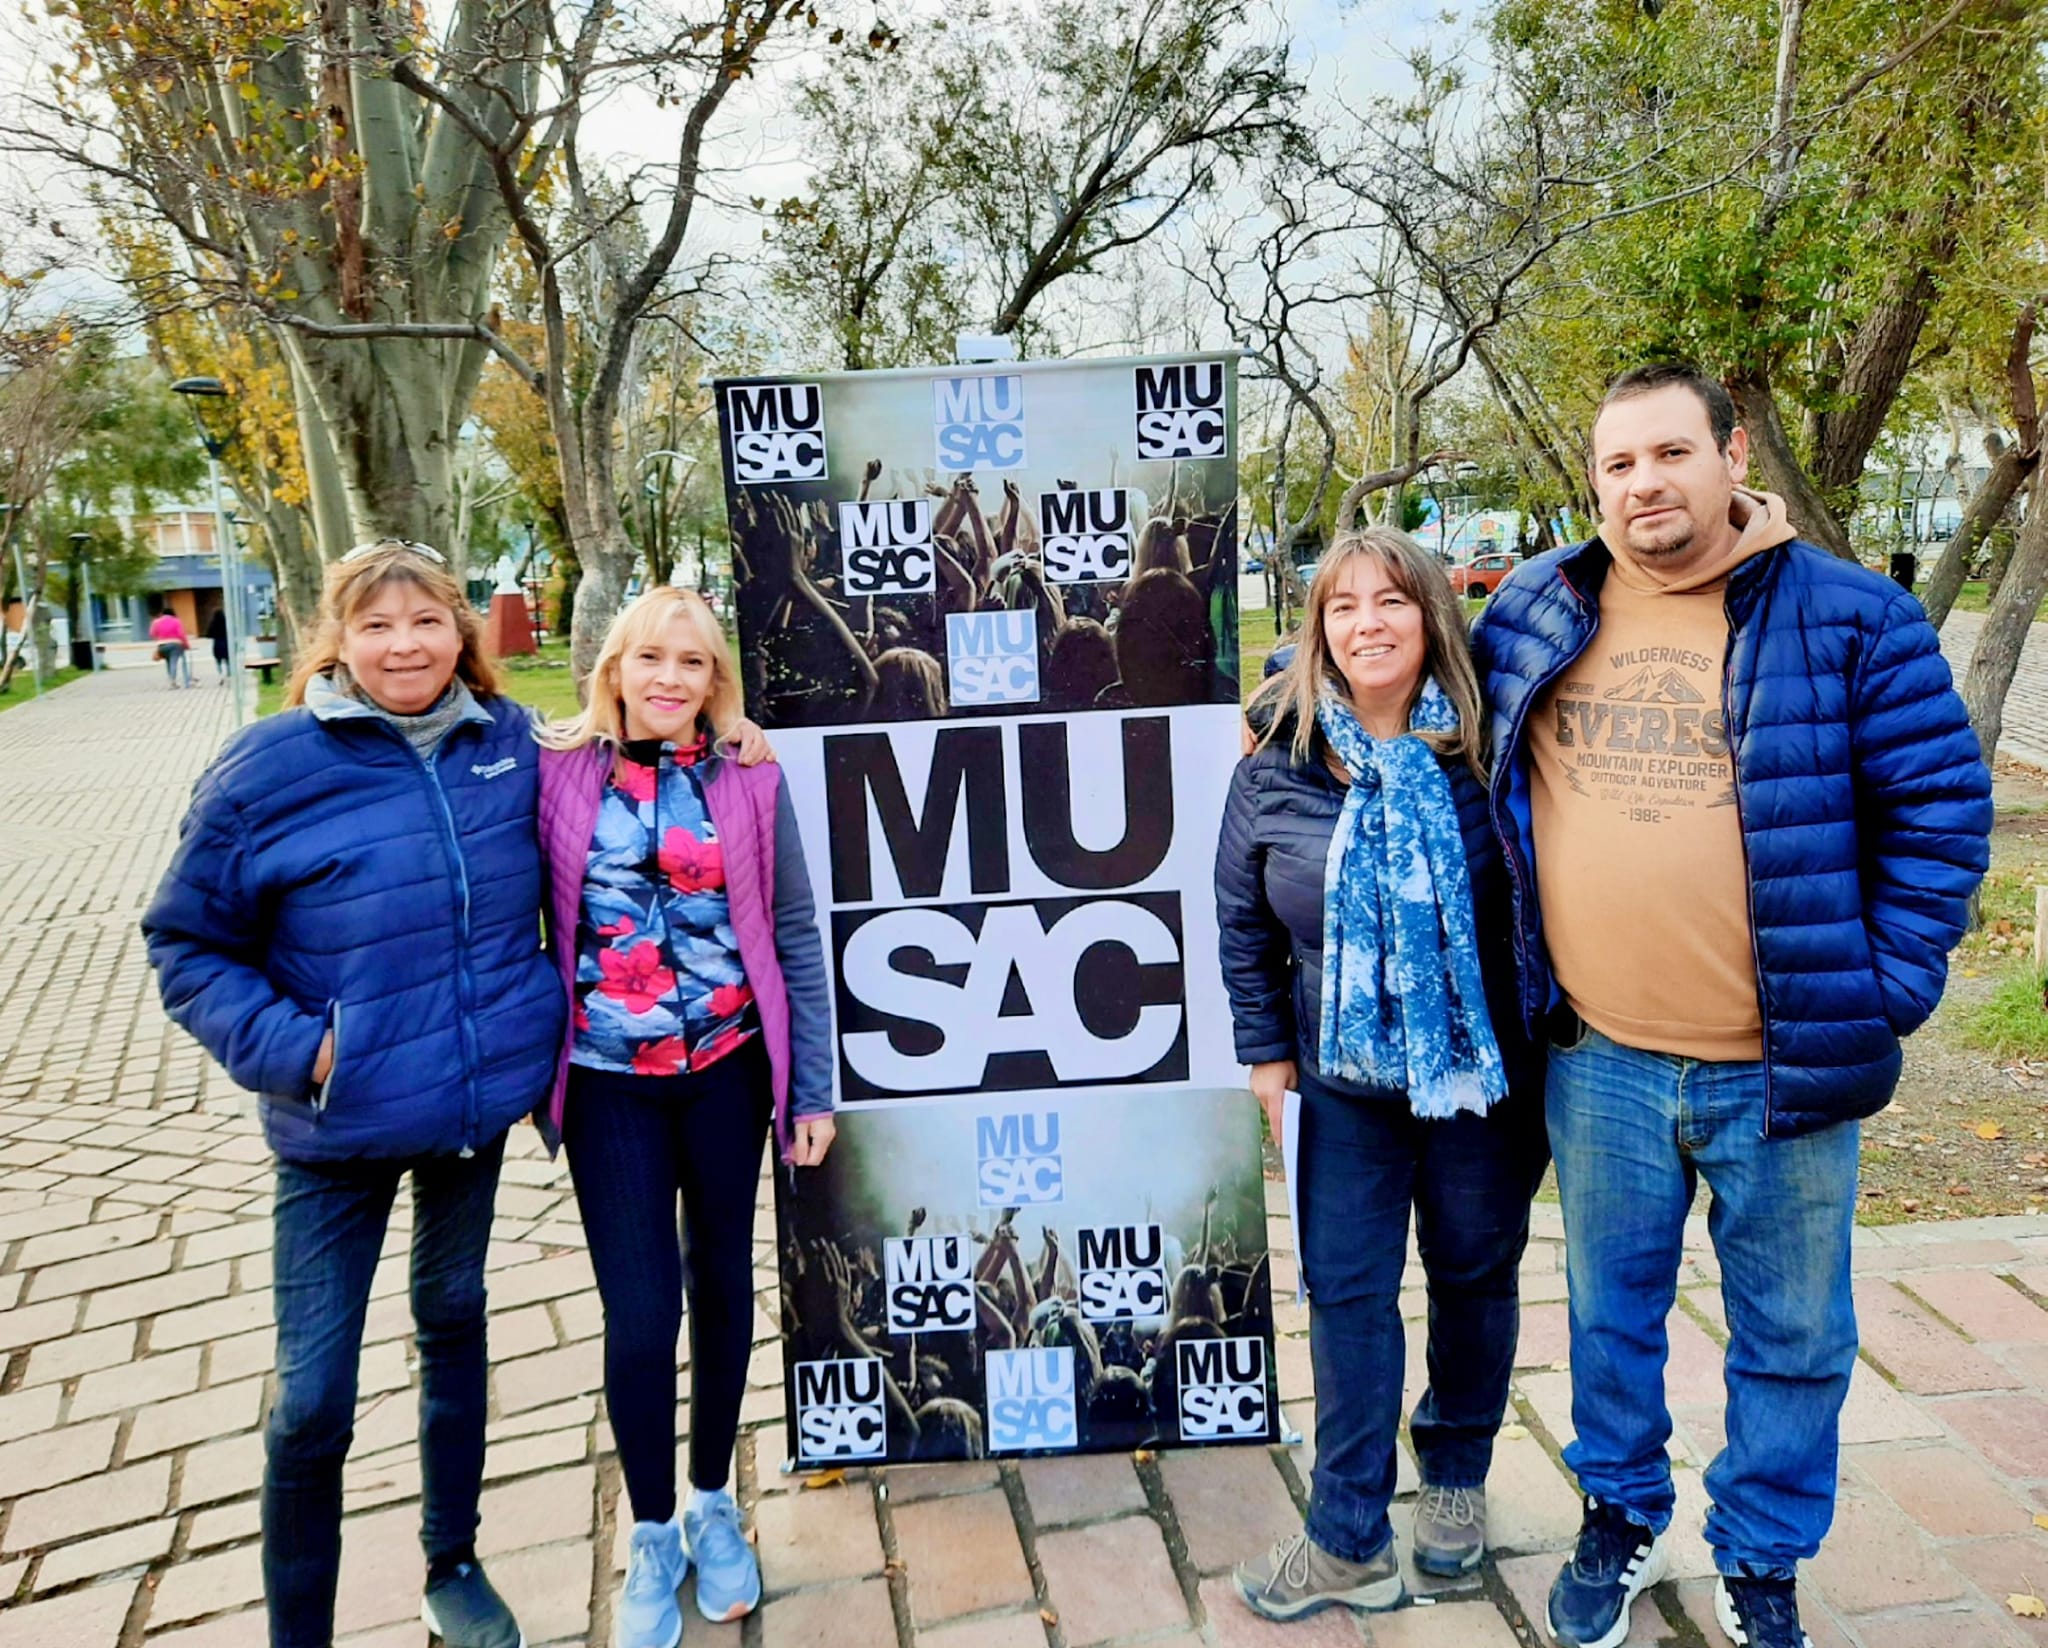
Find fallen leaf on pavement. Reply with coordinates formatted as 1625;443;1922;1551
2008;1593;2047;1619
1972;1121;2007;1141
800;1469;846;1489
1499;1423;1530;1441
2035;1513;2048;1532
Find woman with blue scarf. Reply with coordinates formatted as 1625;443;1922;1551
1216;528;1546;1620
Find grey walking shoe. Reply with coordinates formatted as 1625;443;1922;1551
1413;1483;1487;1575
1234;1530;1407;1620
421;1556;525;1648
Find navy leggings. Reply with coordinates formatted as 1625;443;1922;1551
562;1040;772;1521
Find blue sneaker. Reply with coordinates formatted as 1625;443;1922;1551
614;1520;687;1648
1546;1496;1667;1648
683;1489;761;1623
1715;1575;1814;1648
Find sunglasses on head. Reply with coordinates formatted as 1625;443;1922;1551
340;539;448;565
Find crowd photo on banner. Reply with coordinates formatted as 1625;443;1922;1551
137;351;1995;1648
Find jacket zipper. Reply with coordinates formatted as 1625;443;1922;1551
397;728;483;1157
1492;566;1597;1034
1721;590;1776;1135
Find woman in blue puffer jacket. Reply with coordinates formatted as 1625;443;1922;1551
143;542;564;1648
1216;529;1546;1623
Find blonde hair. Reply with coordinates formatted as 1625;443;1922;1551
1250;527;1487;778
285;542;501;707
539;586;743;751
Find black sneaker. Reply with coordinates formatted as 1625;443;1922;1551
1715;1575;1813;1648
1545;1496;1667;1648
422;1556;525;1648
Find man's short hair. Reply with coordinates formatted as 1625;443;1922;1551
1598;363;1739;452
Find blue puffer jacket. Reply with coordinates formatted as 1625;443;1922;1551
1214;708;1542;1103
143;682;565;1162
1472;537;1992;1137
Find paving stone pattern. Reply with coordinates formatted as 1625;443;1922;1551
4;670;2048;1647
1940;610;2048;769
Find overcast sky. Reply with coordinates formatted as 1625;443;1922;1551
0;0;1452;322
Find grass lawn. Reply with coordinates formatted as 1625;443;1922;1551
1241;607;1289;694
498;640;583;722
1946;580;2048;619
0;665;86;716
255;640;585;722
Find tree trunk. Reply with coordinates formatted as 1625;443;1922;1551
1921;445;2038;630
1810;272;1942;497
1727;370;1856;559
1963;487;2048;764
258;504;322;657
288;335;464;551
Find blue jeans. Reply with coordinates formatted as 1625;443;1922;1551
1546;1027;1860;1580
262;1136;505;1648
1297;1068;1548;1564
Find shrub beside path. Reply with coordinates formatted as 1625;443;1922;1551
1;668;2045;1648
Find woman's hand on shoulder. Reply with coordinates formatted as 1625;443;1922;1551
728;718;778;768
791;1113;836;1167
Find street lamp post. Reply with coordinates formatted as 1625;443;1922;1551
170;377;249;725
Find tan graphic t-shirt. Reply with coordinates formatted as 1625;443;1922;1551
1528;490;1795;1061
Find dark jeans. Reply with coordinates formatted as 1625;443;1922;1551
264;1135;505;1648
1297;1067;1548;1564
563;1040;773;1523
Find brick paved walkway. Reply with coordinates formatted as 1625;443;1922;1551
3;668;2048;1648
1939;610;2048;769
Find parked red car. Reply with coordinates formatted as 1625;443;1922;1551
1446;550;1522;599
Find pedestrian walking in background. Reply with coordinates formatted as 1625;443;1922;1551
536;586;833;1647
150;608;193;687
206;605;230;684
142;540;565;1648
1215;529;1547;1621
1474;364;1993;1648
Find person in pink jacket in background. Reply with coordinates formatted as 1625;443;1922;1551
150;608;194;687
536;587;833;1647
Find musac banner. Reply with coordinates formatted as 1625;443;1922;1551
781;1092;1271;1462
714;355;1273;1464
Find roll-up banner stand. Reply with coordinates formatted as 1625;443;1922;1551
714;354;1272;1465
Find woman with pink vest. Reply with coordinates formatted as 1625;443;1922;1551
536;587;833;1646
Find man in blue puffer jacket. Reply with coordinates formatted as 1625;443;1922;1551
1471;364;1991;1648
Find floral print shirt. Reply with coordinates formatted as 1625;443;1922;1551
570;736;758;1077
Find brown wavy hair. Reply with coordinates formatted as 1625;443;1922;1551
285;542;502;707
1249;527;1487;778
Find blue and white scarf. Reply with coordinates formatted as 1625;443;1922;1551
1315;682;1507;1118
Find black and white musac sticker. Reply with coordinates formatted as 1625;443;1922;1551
1076;1222;1169;1321
1040;488;1134;584
1133;362;1227;461
794;1357;888;1460
1176;1336;1269;1440
882;1234;975;1332
725;382;829;485
839;498;936;596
